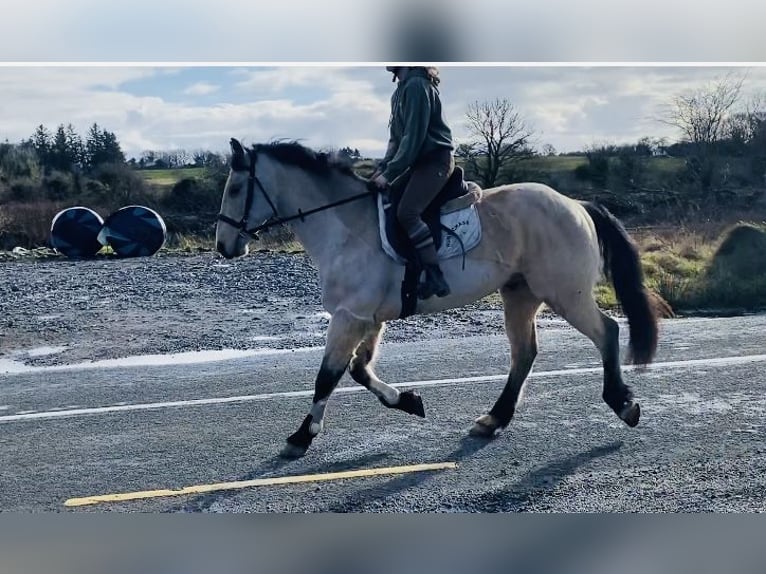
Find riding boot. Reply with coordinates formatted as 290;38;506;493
416;242;451;299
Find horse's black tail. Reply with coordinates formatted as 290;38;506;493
581;201;671;366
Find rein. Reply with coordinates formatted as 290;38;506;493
217;155;378;241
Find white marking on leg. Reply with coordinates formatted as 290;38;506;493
309;399;328;435
369;376;400;405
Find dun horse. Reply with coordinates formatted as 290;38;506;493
216;139;668;458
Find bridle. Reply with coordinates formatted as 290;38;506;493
216;151;378;241
216;152;279;240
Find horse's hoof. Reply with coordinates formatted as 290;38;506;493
279;442;308;459
619;401;641;428
397;390;426;418
469;414;499;438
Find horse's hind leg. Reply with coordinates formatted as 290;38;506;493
552;292;641;427
470;281;542;437
280;309;370;459
349;323;425;417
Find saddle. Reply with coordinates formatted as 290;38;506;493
382;166;480;262
378;166;483;319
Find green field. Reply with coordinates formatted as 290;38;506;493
515;154;685;174
517;155;588;172
140;167;206;187
134;155;685;189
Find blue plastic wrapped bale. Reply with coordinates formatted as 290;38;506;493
97;205;167;258
50;206;105;258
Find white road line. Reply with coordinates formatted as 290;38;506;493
0;346;324;376
2;353;765;424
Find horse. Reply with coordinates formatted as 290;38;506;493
215;138;669;459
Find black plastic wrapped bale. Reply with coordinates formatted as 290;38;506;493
49;207;105;258
97;205;167;258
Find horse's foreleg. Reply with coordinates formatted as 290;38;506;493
280;309;370;459
349;323;425;418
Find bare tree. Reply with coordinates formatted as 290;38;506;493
459;99;536;187
748;94;766;157
660;73;745;193
726;93;766;146
542;143;557;156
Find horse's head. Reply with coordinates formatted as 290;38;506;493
216;138;275;259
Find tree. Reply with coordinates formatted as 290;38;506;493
460;99;536;187
192;150;227;169
50;124;79;171
635;136;668;157
85;123;125;168
660;73;744;193
31;125;51;166
542;143;557;156
65;124;85;169
337;146;361;161
663;74;743;146
0;143;40;179
725;94;766;151
139;150;157;169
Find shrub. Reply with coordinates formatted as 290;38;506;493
91;162;153;210
0;144;40;179
42;170;75;201
7;177;41;202
0;201;65;249
709;223;766;279
162;177;221;213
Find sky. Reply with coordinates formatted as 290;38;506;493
2;66;766;160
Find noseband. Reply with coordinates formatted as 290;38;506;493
217;151;379;241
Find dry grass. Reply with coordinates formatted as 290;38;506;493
0;201;80;249
595;221;766;314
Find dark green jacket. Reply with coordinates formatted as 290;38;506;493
380;68;454;184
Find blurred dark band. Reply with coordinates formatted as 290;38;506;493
2;515;766;574
1;0;765;61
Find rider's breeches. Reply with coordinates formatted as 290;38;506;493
396;148;454;265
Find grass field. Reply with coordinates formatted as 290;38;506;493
517;155;588;172
133;155;687;188
140;167;206;187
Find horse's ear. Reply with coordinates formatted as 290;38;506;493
230;138;249;170
230;138;244;158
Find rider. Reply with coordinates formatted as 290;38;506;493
371;66;455;299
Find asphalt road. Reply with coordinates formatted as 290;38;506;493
1;315;765;512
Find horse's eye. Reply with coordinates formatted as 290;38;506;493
229;182;244;196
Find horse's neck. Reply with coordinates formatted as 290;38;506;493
279;174;380;270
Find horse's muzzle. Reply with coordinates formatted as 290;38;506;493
216;241;234;259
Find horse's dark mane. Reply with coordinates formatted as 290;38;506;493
252;141;362;181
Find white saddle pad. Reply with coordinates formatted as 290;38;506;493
377;193;482;264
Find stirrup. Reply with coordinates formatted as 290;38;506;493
418;264;451;299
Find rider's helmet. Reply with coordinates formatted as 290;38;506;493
386;66;401;82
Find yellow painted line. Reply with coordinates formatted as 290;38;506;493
64;462;458;508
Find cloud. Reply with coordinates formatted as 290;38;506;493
183;82;220;96
2;66;766;159
0;67;392;156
